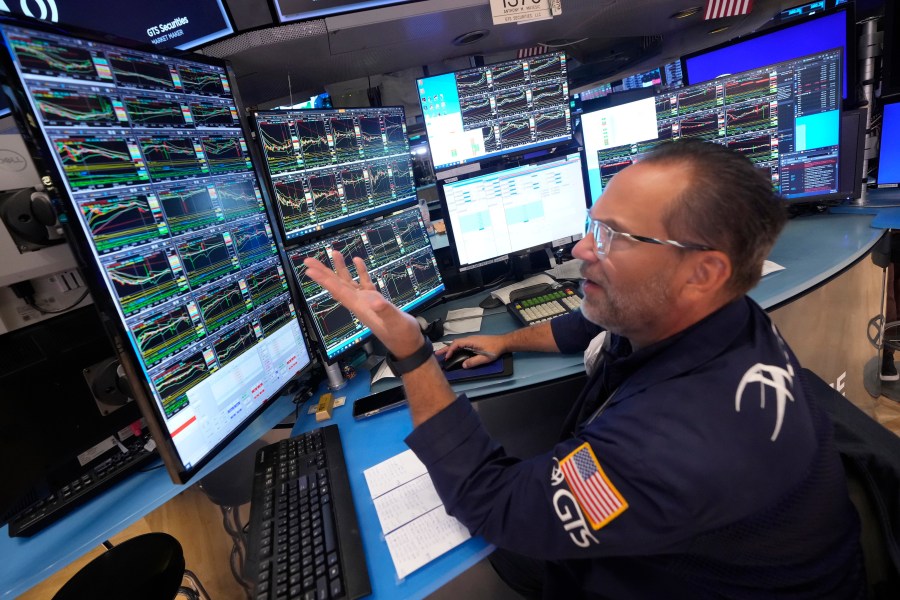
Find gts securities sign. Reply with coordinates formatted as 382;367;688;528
0;0;233;50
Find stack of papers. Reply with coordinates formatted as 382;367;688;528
364;450;471;579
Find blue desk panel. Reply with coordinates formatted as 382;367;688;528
1;212;885;599
291;375;494;600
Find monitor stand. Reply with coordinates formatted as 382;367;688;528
324;362;347;390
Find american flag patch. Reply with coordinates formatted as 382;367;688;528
704;0;754;20
559;443;628;530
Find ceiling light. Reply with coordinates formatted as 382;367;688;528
708;26;730;34
670;6;703;19
452;30;489;46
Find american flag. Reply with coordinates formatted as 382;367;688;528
704;0;754;20
559;444;628;530
517;45;548;59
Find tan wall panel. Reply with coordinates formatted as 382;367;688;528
769;254;884;417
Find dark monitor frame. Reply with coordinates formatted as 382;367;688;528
436;151;589;273
251;106;419;245
839;106;867;200
417;51;574;173
0;17;314;484
681;4;856;103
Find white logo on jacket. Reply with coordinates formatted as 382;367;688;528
735;361;795;441
550;459;598;548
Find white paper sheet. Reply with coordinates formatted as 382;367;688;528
364;449;471;579
762;260;785;277
443;308;483;334
384;507;471;579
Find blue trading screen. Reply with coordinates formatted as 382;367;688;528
582;49;842;202
684;9;850;99
0;22;311;473
254;107;417;242
878;101;900;185
417;52;572;171
287;206;444;360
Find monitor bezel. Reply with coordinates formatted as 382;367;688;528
417;51;574;173
0;16;315;484
436;151;590;272
681;4;856;103
252;105;419;245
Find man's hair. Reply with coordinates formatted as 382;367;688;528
641;139;788;295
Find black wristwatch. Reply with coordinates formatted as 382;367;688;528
386;336;434;375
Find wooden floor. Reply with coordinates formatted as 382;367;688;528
19;398;900;600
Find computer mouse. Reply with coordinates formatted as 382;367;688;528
441;348;478;372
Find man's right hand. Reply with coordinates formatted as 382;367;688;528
437;336;508;369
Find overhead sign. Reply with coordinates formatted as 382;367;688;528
489;0;562;25
0;0;233;50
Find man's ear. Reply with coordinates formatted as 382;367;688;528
682;250;732;297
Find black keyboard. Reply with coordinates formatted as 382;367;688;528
7;433;156;537
247;425;370;600
507;283;582;326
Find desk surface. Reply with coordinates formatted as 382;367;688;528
0;212;885;599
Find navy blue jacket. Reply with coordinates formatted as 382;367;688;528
406;297;864;598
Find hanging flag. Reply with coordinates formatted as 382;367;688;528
704;0;754;20
517;45;549;59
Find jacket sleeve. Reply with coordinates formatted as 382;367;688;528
551;310;605;354
405;394;699;560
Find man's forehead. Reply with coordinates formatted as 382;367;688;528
592;162;682;220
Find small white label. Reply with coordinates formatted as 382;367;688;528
489;0;553;25
333;396;346;408
77;436;116;467
144;438;157;453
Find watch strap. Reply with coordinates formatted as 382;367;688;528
386;336;434;375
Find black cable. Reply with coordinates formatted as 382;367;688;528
25;287;90;314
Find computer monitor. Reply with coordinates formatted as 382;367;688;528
286;205;444;361
877;100;900;186
838;107;867;200
0;19;314;484
416;52;573;172
583;48;844;203
682;5;854;100
438;152;588;271
253;106;417;242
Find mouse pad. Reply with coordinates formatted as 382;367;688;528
438;353;513;383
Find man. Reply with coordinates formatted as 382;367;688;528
303;140;864;598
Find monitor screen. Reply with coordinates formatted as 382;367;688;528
0;0;233;51
287;206;444;360
878;101;900;185
439;153;587;270
253;106;417;242
0;20;313;483
417;52;572;171
682;7;852;100
615;68;661;92
582;49;843;203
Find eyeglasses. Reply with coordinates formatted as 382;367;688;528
584;211;715;258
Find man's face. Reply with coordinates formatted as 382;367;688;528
572;161;693;343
